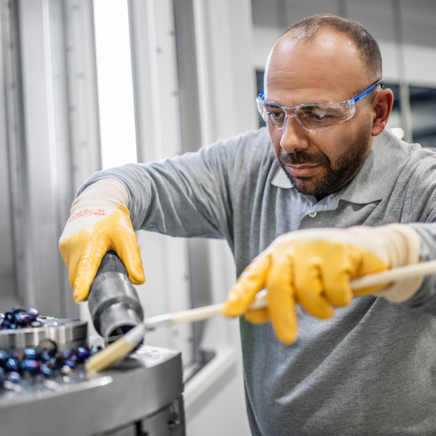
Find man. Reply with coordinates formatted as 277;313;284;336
60;15;436;435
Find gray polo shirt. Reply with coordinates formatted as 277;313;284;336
82;127;436;435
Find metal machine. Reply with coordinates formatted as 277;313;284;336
0;344;184;436
0;252;186;436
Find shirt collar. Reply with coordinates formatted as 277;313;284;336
271;165;293;189
270;128;415;205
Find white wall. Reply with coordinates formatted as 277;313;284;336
401;0;436;86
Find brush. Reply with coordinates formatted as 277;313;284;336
86;260;436;373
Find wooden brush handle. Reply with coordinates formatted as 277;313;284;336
171;290;268;324
350;260;436;290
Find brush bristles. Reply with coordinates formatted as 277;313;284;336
85;338;137;373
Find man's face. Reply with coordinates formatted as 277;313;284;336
265;31;376;196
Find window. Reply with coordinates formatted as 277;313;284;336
410;86;436;147
93;0;137;169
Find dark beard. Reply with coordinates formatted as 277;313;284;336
278;127;371;196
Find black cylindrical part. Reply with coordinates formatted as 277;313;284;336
88;251;144;342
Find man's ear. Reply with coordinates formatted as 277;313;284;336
371;88;394;137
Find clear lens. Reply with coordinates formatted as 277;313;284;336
262;102;286;128
297;103;356;130
256;98;356;132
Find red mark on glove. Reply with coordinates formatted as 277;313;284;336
68;209;107;223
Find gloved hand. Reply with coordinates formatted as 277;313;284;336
222;225;421;344
59;179;145;303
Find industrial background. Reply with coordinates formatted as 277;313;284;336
0;0;435;434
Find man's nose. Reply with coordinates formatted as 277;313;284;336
280;116;309;154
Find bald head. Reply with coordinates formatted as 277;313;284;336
281;14;382;81
264;15;384;107
265;29;377;107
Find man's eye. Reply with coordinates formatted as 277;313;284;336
311;113;330;121
267;111;285;120
302;110;336;124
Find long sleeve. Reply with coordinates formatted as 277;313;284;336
406;224;436;313
78;129;274;253
397;149;436;313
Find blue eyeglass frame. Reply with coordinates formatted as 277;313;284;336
257;79;384;108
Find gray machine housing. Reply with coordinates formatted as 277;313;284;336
0;345;185;436
0;249;186;435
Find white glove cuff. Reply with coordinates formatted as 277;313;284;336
373;224;422;302
71;179;128;214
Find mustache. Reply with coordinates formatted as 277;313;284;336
278;150;330;166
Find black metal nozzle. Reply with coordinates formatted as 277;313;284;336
87;250;144;343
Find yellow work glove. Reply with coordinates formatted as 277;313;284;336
59;179;145;303
223;225;421;344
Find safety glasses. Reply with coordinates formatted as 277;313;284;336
256;79;384;132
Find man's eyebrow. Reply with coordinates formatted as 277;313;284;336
264;100;343;110
299;104;321;110
264;101;283;109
